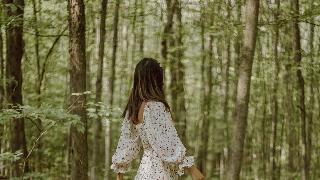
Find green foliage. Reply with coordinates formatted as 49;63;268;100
0;104;81;128
0;151;23;168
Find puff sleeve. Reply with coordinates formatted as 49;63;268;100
142;101;194;176
110;113;142;173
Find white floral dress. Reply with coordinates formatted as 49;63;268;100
111;101;194;180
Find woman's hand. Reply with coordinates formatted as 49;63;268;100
185;165;205;180
116;173;123;180
114;164;127;180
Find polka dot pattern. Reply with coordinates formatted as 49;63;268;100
111;101;194;179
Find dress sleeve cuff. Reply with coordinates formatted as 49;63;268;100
110;163;128;174
177;156;194;176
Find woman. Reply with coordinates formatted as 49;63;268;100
111;58;204;180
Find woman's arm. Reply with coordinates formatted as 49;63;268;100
143;102;194;175
142;102;204;178
185;165;205;180
110;114;141;174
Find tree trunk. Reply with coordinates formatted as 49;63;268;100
0;1;5;109
105;0;120;179
173;0;187;147
198;0;209;175
0;4;5;176
161;0;176;69
208;3;216;176
31;0;44;172
108;0;120;107
126;0;138;95
227;0;259;179
67;0;88;179
292;0;309;179
261;81;267;179
271;0;280;179
308;0;314;176
32;0;41;106
223;0;232;164
4;0;28;177
139;0;145;57
92;0;108;179
284;25;298;178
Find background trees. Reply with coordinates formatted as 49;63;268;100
0;0;319;179
227;0;259;179
3;0;28;176
67;0;88;179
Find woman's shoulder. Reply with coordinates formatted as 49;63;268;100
144;101;171;116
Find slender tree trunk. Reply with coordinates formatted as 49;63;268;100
198;0;208;174
67;0;88;179
168;1;177;120
231;5;243;171
292;0;309;179
92;0;108;179
0;4;5;177
261;81;267;179
286;68;297;179
207;34;215;179
199;13;215;175
223;0;232;164
105;0;120;179
139;0;145;57
4;0;28;177
161;0;176;69
174;0;187;147
233;0;242;82
126;0;138;95
32;0;41;106
207;2;216;176
31;0;44;172
271;0;280;179
0;5;3;104
284;25;298;178
227;0;259;179
308;0;314;176
0;1;5;109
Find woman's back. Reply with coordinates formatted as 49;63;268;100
111;101;194;180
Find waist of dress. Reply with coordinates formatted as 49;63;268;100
142;148;161;159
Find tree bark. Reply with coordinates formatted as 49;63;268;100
283;22;298;178
198;0;210;175
92;0;108;179
308;0;314;177
105;0;120;179
139;0;145;57
126;0;138;95
0;1;5;109
292;0;309;179
4;0;28;177
0;7;5;175
31;0;44;172
227;0;259;179
271;0;280;179
173;0;187;147
32;0;41;106
208;2;216;176
67;0;88;179
161;0;176;69
223;0;232;164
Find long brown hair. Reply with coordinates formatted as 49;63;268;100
122;58;170;124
